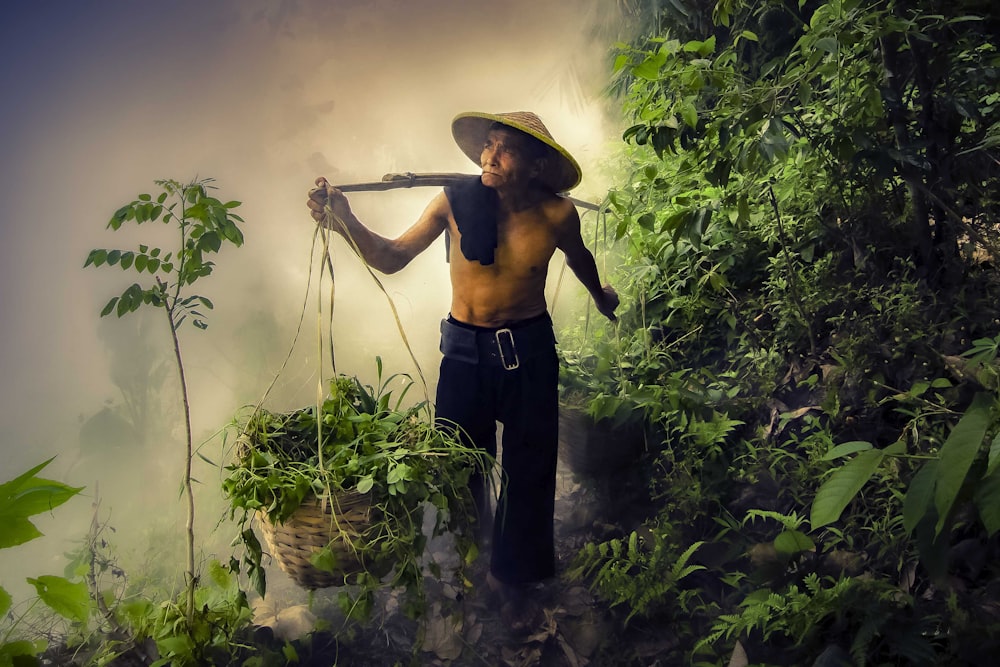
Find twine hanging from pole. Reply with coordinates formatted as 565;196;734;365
319;200;431;407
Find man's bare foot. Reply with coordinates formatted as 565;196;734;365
487;573;544;635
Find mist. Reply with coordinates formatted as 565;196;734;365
0;0;625;602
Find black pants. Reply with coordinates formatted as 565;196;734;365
435;314;558;585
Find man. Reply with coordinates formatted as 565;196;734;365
307;111;618;626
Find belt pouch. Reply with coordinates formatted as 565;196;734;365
440;319;479;364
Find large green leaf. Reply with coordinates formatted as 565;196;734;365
0;516;43;549
934;393;993;535
0;639;43;661
633;52;667;80
811;448;885;529
1;477;84;520
28;575;90;624
974;463;1000;536
83;248;107;268
774;529;815;555
155;633;195;660
0;458;54;498
903;460;938;534
0;584;10;617
814;36;839;54
822;440;873;461
0;459;82;548
987;432;1000;478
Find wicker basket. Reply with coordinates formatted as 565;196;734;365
256;491;376;589
558;407;644;476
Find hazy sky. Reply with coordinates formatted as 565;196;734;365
0;0;625;598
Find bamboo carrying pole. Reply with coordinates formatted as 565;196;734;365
331;172;602;211
326;171;606;324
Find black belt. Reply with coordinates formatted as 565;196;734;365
439;313;555;370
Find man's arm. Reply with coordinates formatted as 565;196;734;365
555;205;619;320
307;177;449;274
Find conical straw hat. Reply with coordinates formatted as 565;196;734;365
451;111;582;192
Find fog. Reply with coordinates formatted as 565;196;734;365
0;0;625;602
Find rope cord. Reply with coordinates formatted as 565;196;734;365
233;225;340;511
233;204;424;556
552;202;614;339
320;203;431;407
247;228;330;415
315;224;334;479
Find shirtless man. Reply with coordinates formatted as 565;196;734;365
307;111;617;626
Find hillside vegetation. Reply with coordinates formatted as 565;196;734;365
560;0;1000;664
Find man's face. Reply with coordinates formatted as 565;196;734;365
479;128;542;190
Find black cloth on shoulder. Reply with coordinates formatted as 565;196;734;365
445;176;499;266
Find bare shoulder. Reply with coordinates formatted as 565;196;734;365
412;190;453;233
391;189;451;258
542;194;581;241
426;189;454;219
542;193;577;220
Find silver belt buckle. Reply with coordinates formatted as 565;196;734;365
495;328;519;370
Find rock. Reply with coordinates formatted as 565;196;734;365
561;608;609;658
420;601;464;661
812;644;852;666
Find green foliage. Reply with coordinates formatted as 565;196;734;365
569;524;706;624
615;0;1000;270
811;441;905;530
0;639;44;667
85;177;245;628
84;177;244;329
558;322;671;428
0;458;82;550
929;393;994;535
696;573;939;665
744;509;815;558
811;385;999;578
112;559;253;667
0;460;84;664
25;576;89;627
564;1;1000;664
223;362;491;618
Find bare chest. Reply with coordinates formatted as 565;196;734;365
447;198;563;278
494;214;558;270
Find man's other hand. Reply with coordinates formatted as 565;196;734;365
596;285;619;321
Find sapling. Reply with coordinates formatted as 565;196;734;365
84;178;244;623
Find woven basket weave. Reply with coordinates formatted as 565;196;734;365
256;491;374;589
558;407;644;476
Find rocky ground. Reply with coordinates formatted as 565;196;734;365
245;450;658;667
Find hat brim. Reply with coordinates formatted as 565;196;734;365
451;112;582;192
